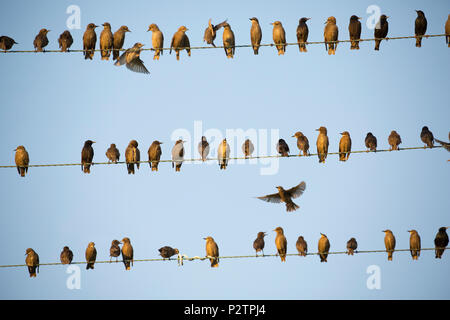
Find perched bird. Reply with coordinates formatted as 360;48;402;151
25;248;39;278
415;10;427;48
170;26;190;61
446;15;450;47
253;232;266;257
100;22;113;60
58;30;73;52
408;230;421;261
115;43;150;74
324;17;338;55
171;139;185;172
110;239;121;262
296;236;308;257
297;18;310;52
14;145;29;177
383;230;396;261
318;233;330;262
147;24;164;60
83;23;98;60
242;139;255;158
346;238;357;255
204;236;219;268
420;126;434;148
222;23;235;58
435;132;450;152
249;17;262;55
125;140;140;175
339;131;352;161
257;181;306;212
112;25;131;60
203;18;227;47
274;227;287;262
33;28;50;52
218;138;231;170
81;140;95;174
106;143;120;163
85;242;97;270
271;21;286;55
198;136;210;161
348;15;362;49
0;36;18;52
374;15;389;51
60;246;74;264
434;227;449;259
121;237;134;270
388;130;402;151
159;246;179;260
276;138;290;157
365;132;377;152
292;132;310;156
148;140;163;171
316;127;329;163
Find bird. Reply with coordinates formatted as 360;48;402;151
316;127;329;163
374;15;389;51
222;23;235;58
148;140;163;171
203;19;227;47
383;230;396;261
415;10;427;48
112;25;131;60
172;139;185;172
60;246;74;264
198;136;210;161
257;181;306;212
365;132;377;152
388;130;402;151
318;233;330;262
296;236;308;257
85;242;97;270
110;239;121;262
121;237;134;270
274;227;287;262
114;43;150;74
33;28;50;52
346;238;357;255
0;36;18;52
446;15;450;47
249;17;262;55
100;22;114;60
14;145;29;177
106;143;120;163
324;16;338;55
253;232;266;257
81;140;95;174
125;140;140;174
271;21;286;55
435;132;450;152
159;246;179;260
276;138;290;157
58;30;73;52
292;132;310;156
147;24;164;60
218;138;231;170
434;227;449;259
83;23;98;60
420;126;434;148
170;26;190;61
339;131;352;161
25;248;39;278
242;139;255;158
204;236;219;268
348;15;362;49
297;17;310;52
408;230;421;261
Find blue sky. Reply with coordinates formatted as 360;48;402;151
0;0;449;299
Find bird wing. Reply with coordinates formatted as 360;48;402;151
436;139;450;151
257;192;282;203
286;181;306;199
214;20;228;31
115;49;128;66
126;57;150;74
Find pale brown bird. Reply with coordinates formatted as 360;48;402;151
148;140;163;171
415;10;427;48
274;227;287;262
121;237;134;270
292;132;309;156
297;18;310;52
365;132;377;152
434;227;449;259
446;15;450;47
296;236;308;257
348;15;362;49
147;24;164;60
33;28;50;52
388;130;402;151
172;139;185;172
316;127;329;163
257;181;306;213
339;131;352;161
420;126;434;148
85;242;97;270
170;26;190;61
374;15;389;51
222;23;235;58
408;230;421;260
249;17;262;55
14;145;29;177
58;30;73;52
100;22;114;60
83;23;98;60
276;138;290;157
198;136;210;161
204;236;219;268
110;239;121;262
346;238;357;255
318;233;330;262
253;232;266;257
204;19;227;47
0;36;18;52
242;139;255;158
115;43;150;74
159;246;179;260
106;143;120;163
383;230;396;261
218;138;231;170
271;21;286;55
125;140;140;175
60;246;73;264
25;248;39;278
324;17;338;55
113;25;131;60
81;140;95;174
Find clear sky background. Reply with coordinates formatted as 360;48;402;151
0;0;449;299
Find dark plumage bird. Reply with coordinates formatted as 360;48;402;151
58;31;73;52
249;17;262;55
365;132;377;152
25;248;39;278
121;237;134;270
115;42;149;74
324;16;338;55
292;132;309;156
204;19;227;47
110;239;121;262
198;136;210;161
0;36;18;52
420;126;434;148
172;139;185;172
415;10;427;48
159;246;179;260
297;18;310;52
113;25;130;60
408;230;421;261
374;15;389;51
125;140;140;174
148;140;163;171
271;21;286;55
346;238;357;255
147;24;164;60
388;130;402;151
222;23;235;58
446;15;450;47
106;143;120;163
257;181;306;213
383;230;396;261
435;132;450;152
348;15;362;50
253;232;266;257
85;242;97;270
100;22;113;60
83;23;98;60
33;28;50;52
296;236;308;257
434;227;449;259
60;246;73;264
318;233;330;262
274;227;287;262
242;139;255;158
81;140;95;174
14;145;29;177
339;131;352;161
276;138;290;157
316;126;329;163
170;26;190;61
218;138;231;170
204;236;219;268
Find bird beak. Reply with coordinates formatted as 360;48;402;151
340;132;343;135
358;17;362;20
13;149;17;151
315;128;319;131
291;135;295;137
160;142;163;144
92;141;96;144
386;16;389;19
382;230;386;233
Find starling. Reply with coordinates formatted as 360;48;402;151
446;15;450;47
348;15;362;50
170;26;190;61
198;136;210;162
33;28;50;52
415;10;427;48
249;17;262;55
339;131;352;161
408;230;421;261
435;132;450;152
113;25;131;60
204;19;227;47
25;248;39;278
324;17;338;55
316;127;329;163
172;139;185;172
58;30;73;52
242;139;255;158
159;246;179;260
14;145;29;177
271;21;286;55
253;232;266;257
374;15;389;51
106;143;120;163
222;23;235;58
297;18;310;52
0;36;18;52
115;43;150;74
60;246;73;264
296;236;308;257
85;242;97;270
121;237;134;270
388;130;402;151
257;181;306;212
148;140;163;171
83;23;98;60
100;22;113;60
365;132;377;152
274;227;287;262
125;140;140;175
204;236;219;268
420;126;434;148
110;239;121;262
292;132;310;156
318;233;330;262
276;138;290;157
218;138;231;170
382;230;396;261
346;238;357;255
147;24;164;60
434;227;449;259
81;140;95;174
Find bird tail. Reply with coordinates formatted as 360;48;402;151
415;36;422;48
280;255;286;262
83;166;90;174
252;46;259;55
374;41;380;51
113;49;119;60
86;263;94;270
176;165;181;172
210;258;219;268
151;165;158;171
286;201;299;212
388;252;393;261
28;266;36;277
20;168;26;177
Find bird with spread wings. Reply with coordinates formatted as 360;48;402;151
256;181;306;212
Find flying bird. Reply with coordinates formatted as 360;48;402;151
253;232;266;257
0;36;18;52
148;140;163;171
374;15;389;51
271;21;286;55
242;139;255;158
249;17;262;55
170;26;190;61
121;237;134;270
100;22;114;60
85;242;97;270
81;140;95;174
110;239;121;262
324;17;338;55
408;230;421;260
172;139;185;172
297;18;310;52
388;130;402;151
60;246;74;264
33;28;50;52
348;15;362;49
434;227;449;259
113;25;131;60
58;30;73;52
159;246;179;260
257;181;306;212
435;132;450;152
276;138;290;157
125;140;140;174
25;248;39;278
274;227;287;262
365;132;377;152
316;127;329;163
383;230;396;261
218;138;231;170
204;19;227;47
148;24;164;60
292;132;309;156
14;145;29;177
198;136;210;161
318;233;330;262
415;10;427;48
115;43;150;74
83;23;98;60
420;126;434;148
339;131;352;161
346;238;357;255
222;23;235;58
204;236;219;268
106;143;120;163
296;236;308;257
